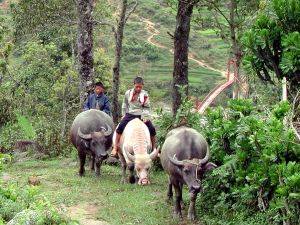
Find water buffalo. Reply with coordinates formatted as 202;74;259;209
160;127;217;220
114;118;159;185
70;109;114;176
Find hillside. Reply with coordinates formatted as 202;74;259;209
0;0;230;108
95;0;230;107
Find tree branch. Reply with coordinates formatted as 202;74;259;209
124;0;138;24
167;31;174;39
212;10;228;41
204;0;231;25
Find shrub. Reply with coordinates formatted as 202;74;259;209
155;97;299;224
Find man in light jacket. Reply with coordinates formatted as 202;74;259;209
110;76;156;157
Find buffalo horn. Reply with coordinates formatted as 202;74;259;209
78;127;92;140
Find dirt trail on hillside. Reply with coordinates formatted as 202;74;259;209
139;17;227;78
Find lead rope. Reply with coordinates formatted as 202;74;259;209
173;155;202;181
195;164;200;182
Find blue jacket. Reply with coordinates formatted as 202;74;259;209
83;93;111;116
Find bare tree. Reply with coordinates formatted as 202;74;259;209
93;1;137;123
172;0;197;114
77;0;94;106
112;0;138;124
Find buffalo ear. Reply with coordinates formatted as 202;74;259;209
202;162;217;172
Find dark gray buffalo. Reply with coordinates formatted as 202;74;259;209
70;109;114;176
160;127;217;220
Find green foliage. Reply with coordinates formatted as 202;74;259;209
0;38;80;156
242;0;300;91
33;117;73;157
16;114;36;140
199;99;300;224
94;48;113;90
11;0;77;41
1;150;71;224
0;87;15;128
281;31;300;74
0;184;74;224
154;86;201;148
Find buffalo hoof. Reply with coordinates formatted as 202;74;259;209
166;196;173;204
187;212;196;221
173;211;183;220
95;172;100;177
78;172;84;177
180;201;185;210
121;177;127;184
129;175;135;184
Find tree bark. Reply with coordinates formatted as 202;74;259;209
229;0;243;99
112;0;128;124
172;0;194;115
77;0;94;106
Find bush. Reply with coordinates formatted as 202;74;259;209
199;100;299;224
0;183;75;224
155;97;300;224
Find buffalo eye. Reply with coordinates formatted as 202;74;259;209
183;168;190;174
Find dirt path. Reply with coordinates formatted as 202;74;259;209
66;204;109;225
139;17;227;77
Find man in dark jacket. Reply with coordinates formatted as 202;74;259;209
83;81;111;116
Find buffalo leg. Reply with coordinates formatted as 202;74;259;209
95;159;102;176
119;153;127;184
179;182;185;209
173;182;183;219
89;155;95;171
187;192;198;220
78;151;86;176
128;163;135;184
167;177;173;202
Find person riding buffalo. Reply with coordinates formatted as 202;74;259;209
83;81;111;116
111;76;156;157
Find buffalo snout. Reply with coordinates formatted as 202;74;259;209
189;181;201;194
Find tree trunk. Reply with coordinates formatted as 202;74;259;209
172;0;194;115
77;0;94;106
229;0;244;99
61;98;68;139
282;77;287;101
112;0;128;124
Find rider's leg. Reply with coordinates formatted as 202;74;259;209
144;120;157;150
111;132;122;157
111;114;135;157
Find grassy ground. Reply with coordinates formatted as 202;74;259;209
5;158;205;225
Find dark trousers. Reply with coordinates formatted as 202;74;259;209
116;113;156;136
